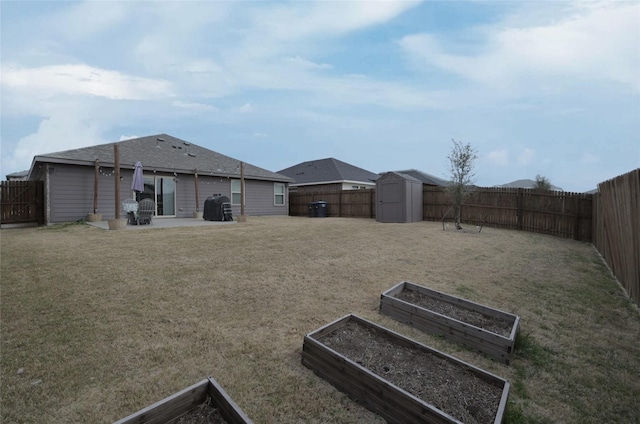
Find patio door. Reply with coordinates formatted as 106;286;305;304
139;176;176;217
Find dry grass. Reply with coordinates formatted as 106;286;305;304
1;217;639;424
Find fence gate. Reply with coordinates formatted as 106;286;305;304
1;181;45;225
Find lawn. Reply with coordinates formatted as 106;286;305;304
1;217;639;423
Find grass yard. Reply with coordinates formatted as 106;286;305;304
1;216;639;423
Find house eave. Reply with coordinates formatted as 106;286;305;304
30;156;292;183
290;179;376;187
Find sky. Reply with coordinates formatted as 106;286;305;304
1;1;638;193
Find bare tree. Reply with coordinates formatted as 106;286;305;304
534;174;552;191
446;139;478;230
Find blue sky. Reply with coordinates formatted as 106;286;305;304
1;1;638;192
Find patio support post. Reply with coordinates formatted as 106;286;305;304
114;144;120;219
93;159;99;214
194;171;200;212
239;162;247;222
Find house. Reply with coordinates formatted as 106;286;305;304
5;170;29;181
277;158;379;193
27;134;292;224
496;179;563;191
386;169;449;186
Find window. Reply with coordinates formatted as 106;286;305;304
274;183;285;206
231;180;241;205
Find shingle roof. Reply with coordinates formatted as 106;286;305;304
496;179;563;191
389;169;450;186
30;134;291;182
277;158;379;185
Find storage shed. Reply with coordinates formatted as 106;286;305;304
376;172;423;223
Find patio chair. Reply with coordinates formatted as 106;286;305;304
122;199;138;225
136;198;155;225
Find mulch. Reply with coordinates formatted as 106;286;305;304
322;320;503;424
170;398;228;424
395;288;513;337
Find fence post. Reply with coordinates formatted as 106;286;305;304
572;196;580;240
370;189;375;218
517;188;523;230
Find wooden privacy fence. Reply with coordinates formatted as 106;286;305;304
424;187;593;241
1;181;45;225
592;169;640;307
289;187;592;241
289;189;376;218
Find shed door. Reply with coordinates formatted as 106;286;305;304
379;181;402;222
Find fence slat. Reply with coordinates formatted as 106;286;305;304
592;169;639;307
1;181;45;225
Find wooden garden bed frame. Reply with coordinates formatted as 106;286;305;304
302;314;510;424
113;376;253;424
380;281;520;364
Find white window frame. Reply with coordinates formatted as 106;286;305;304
274;183;285;206
231;180;242;205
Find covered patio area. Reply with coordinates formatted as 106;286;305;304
86;217;237;230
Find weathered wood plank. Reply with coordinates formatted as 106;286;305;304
380;281;520;364
303;314;510;424
113;377;253;424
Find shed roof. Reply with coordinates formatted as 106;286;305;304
277;158;379;186
387;169;450;186
29;134;291;182
378;171;422;182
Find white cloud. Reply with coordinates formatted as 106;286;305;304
236;103;253;114
1;63;174;100
283;56;332;70
259;1;422;41
488;149;509;166
172;100;219;113
119;135;139;141
3;115;108;175
399;2;640;93
518;148;536;165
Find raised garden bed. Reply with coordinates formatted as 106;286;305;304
113;376;253;424
302;314;510;424
380;281;520;364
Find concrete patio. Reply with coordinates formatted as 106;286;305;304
86;217;237;230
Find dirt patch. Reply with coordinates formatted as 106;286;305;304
322;319;503;424
171;398;227;424
395;288;513;337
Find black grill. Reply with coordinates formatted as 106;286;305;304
204;194;233;221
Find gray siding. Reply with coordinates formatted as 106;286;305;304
243;179;288;216
45;164;287;223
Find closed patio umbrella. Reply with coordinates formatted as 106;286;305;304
131;161;144;193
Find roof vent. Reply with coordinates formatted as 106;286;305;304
188;153;196;157
157;137;165;142
183;142;190;146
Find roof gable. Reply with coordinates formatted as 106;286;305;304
389;169;450;186
30;134;291;182
278;158;379;185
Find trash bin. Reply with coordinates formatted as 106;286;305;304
308;201;328;218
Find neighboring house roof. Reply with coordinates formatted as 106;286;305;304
29;134;291;182
6;170;29;181
496;179;563;191
388;169;450;186
277;158;379;186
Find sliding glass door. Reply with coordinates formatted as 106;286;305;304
139;176;176;217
